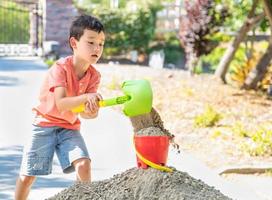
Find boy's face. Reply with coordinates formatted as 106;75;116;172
70;29;105;64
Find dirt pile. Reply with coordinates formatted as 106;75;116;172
47;108;231;200
47;167;231;200
45;104;233;200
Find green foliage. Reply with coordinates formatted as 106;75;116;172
0;1;29;43
241;127;272;156
229;42;270;88
194;105;222;127
74;0;177;57
89;7;157;56
74;0;172;10
231;122;251;137
219;0;263;31
199;46;226;71
211;129;222;139
74;0;127;9
44;59;56;68
198;44;246;73
148;33;184;65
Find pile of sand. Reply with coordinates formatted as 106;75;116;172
48;168;230;200
47;167;231;200
48;108;231;200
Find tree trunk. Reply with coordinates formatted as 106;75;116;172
242;0;272;89
186;51;198;75
214;0;262;83
242;37;272;89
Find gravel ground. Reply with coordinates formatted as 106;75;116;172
47;168;232;200
97;64;272;169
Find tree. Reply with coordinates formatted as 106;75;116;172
214;0;264;83
179;0;228;74
243;0;272;89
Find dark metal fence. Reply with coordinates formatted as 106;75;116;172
0;0;43;56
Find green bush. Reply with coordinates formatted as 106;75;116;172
0;1;29;43
90;7;157;57
231;122;251;138
148;33;184;66
241;127;272;156
197;35;246;73
194;105;222;127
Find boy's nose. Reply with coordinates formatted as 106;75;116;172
94;45;101;52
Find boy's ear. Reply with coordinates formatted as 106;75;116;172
69;37;77;50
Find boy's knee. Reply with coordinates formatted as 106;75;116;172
74;158;91;172
18;175;36;187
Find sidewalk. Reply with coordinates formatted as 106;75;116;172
0;57;267;200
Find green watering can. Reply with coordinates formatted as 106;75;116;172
72;79;153;117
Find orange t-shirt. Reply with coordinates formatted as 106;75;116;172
33;56;101;130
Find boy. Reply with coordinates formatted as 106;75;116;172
15;14;105;200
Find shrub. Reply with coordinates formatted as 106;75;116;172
194;105;222;127
229;42;271;90
90;7;157;57
231;122;251;138
148;33;184;67
241;127;272;156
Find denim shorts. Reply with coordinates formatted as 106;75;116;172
20;125;90;176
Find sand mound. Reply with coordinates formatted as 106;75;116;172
47;168;232;200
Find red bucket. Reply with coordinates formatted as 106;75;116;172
134;135;170;169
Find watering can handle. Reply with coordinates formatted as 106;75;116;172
71;95;130;113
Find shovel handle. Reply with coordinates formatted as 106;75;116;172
71;95;130;113
99;95;130;107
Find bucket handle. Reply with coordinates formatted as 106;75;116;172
133;136;173;173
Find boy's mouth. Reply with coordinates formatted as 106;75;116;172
91;54;98;58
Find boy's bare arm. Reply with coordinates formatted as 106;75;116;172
54;86;87;112
54;87;102;116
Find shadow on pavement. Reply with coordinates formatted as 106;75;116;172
0;145;73;200
0;75;20;86
0;57;47;72
0;57;47;87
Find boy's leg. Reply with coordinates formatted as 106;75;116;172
15;125;56;199
56;128;91;182
15;175;36;200
73;158;91;182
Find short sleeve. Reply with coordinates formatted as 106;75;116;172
48;64;67;92
86;71;101;93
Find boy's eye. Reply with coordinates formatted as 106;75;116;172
88;42;94;45
99;43;104;47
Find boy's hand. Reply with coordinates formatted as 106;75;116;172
85;93;103;113
80;93;102;119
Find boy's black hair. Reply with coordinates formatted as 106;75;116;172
69;14;104;49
